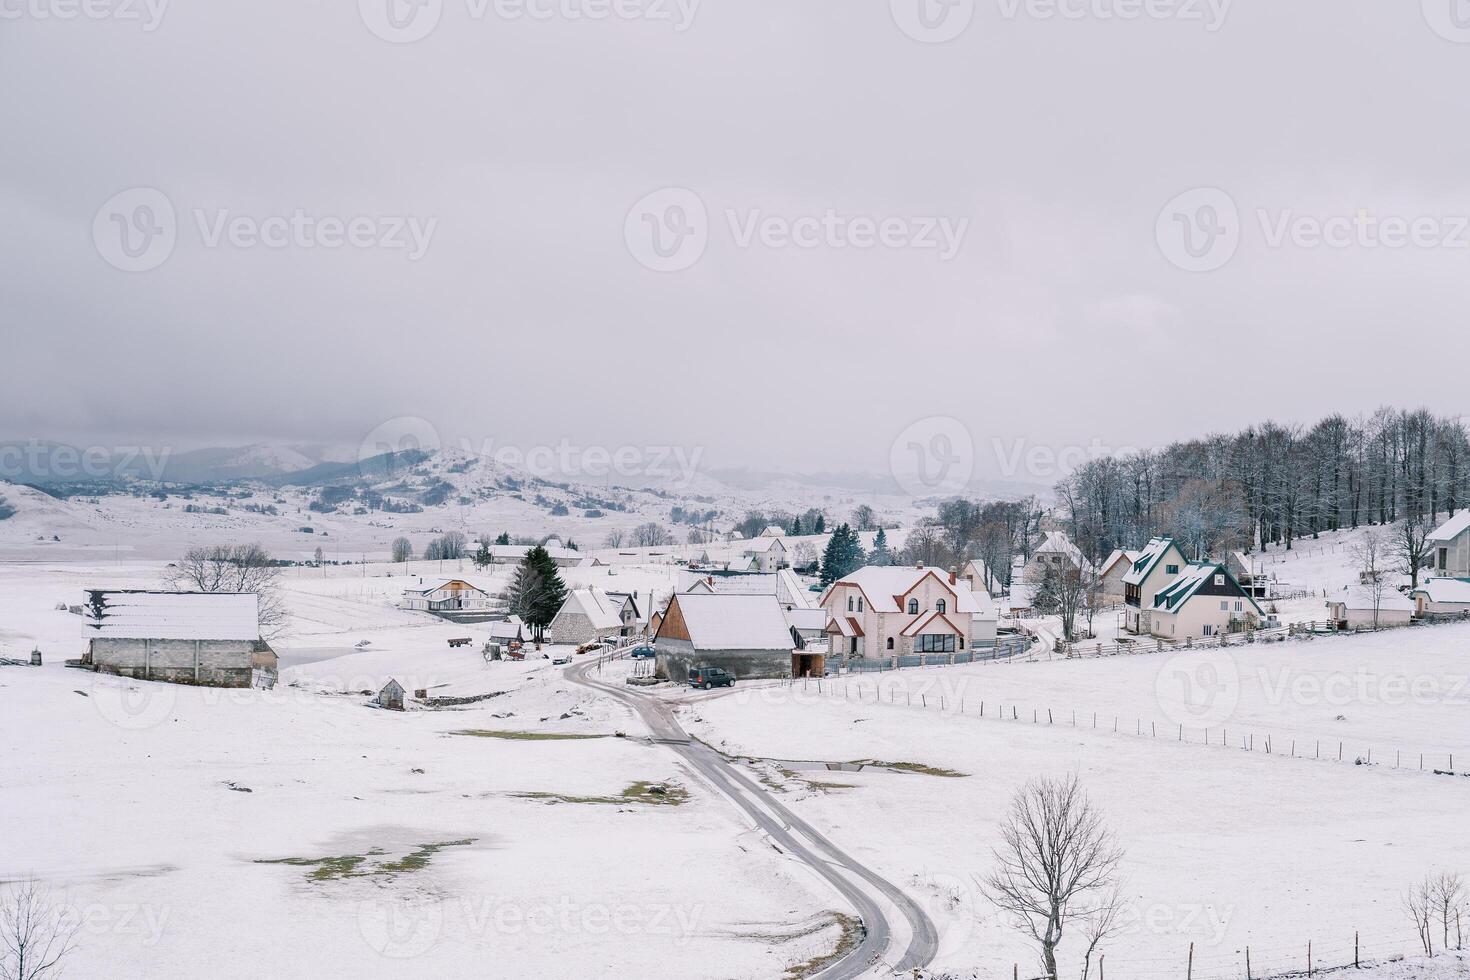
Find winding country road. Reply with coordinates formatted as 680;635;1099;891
566;653;938;979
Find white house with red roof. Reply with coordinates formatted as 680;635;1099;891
819;564;994;660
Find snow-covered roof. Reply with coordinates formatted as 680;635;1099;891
1329;585;1415;613
783;607;827;632
900;609;965;637
1150;563;1262;614
402;578;490;597
1034;531;1086;565
1123;537;1184;587
743;537;786;554
488;616;525;640
759;526;787;537
1099;549;1141;577
490;544;581;562
83;591;261;641
554;589;626;631
1427;512;1470;544
670;593;794;651
1411;577;1470;604
1005;580;1036;612
822;566;981;614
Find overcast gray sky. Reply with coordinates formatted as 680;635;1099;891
4;0;1468;480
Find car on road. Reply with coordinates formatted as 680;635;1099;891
630;645;656;659
550;652;572;665
688;666;735;690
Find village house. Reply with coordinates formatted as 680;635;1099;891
740;536;787;572
1326;585;1415;630
546;588;635;645
1409;577;1470;616
654;592;796;682
677;568;814;610
1426;512;1470;578
819;564;995;661
400;578;492;613
1147;562;1263;640
1022;531;1090;582
959;558;995;597
1097;549;1142;598
487;616;526;647
488;540;583;568
1123;536;1191;634
80;590;277;689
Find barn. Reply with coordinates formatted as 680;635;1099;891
81;590;277;689
653;593;795;683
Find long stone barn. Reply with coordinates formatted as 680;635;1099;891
653;592;796;683
81;590;278;689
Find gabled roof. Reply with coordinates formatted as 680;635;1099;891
402;578;490;597
1099;549;1141;577
1150;563;1262;615
743;537;786;554
671;593;794;651
1427;512;1470;544
900;609;966;637
83;590;261;641
605;591;641;619
1123;537;1186;587
1034;531;1086;566
1410;577;1470;604
488;618;525;641
783;607;827;632
1329;585;1414;613
821;566;980;614
553;589;626;631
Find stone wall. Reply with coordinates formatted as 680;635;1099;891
654;639;791;683
89;638;258;688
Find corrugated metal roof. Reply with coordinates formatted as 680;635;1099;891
83;591;261;641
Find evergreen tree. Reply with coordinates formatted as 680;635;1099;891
869;527;893;566
473;538;493;570
503;545;567;642
792;516;803;535
495;531;511;545
820;524;867;585
814;514;826;534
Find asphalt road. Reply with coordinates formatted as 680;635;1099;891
565;654;939;979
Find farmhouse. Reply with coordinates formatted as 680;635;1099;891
487;617;526;646
489;541;583;567
1426;512;1470;578
400;578;492;613
1123;536;1191;634
1147;562;1263;641
819;564;994;661
740;536;787;572
80;590;277;689
959;558;995;596
1098;549;1141;598
546;588;635;645
1023;531;1089;582
1326;585;1415;629
1409;577;1470;616
653;593;796;682
677;568;813;609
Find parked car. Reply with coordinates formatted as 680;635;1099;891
550;652;572;665
630;645;656;659
576;640;606;655
688;666;735;690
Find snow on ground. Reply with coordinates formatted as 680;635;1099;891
676;625;1470;978
0;561;844;979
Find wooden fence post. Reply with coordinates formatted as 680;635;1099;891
1187;941;1194;980
1246;946;1251;979
1308;939;1313;976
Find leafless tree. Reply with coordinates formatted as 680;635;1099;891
163;543;285;639
1407;875;1436;956
1429;872;1466;952
1351;528;1388;629
0;877;78;980
980;774;1124;980
1078;884;1126;980
630;522;674;548
1394;517;1434;591
390;537;413;563
603;528;625;548
851;504;876;532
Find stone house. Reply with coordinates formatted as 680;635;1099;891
653;593;795;682
81;590;277;689
546;589;633;645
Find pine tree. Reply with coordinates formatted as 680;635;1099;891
495;531;511;545
473;538;493;570
820;524;867;585
815;514;826;534
869;527;893;566
792;516;803;535
504;545;567;642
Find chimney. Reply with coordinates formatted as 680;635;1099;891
915;562;924;570
949;567;957;586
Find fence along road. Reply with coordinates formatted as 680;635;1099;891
564;650;939;979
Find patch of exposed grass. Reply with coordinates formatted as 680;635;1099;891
255;840;474;882
512;781;688;807
852;759;967;777
782;912;863;979
450;729;606;741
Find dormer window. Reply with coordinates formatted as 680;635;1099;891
907;598;919;615
847;596;854;612
936;599;946;614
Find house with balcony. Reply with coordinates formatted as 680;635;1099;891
1122;537;1190;634
819;564;995;660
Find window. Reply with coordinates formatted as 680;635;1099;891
907;598;919;615
935;599;946;614
847;596;853;612
857;597;864;612
916;634;956;653
1220;600;1228;611
1439;548;1448;570
1203;624;1214;636
1166;564;1179;575
1214;574;1225;586
886;637;894;650
1235;600;1243;612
